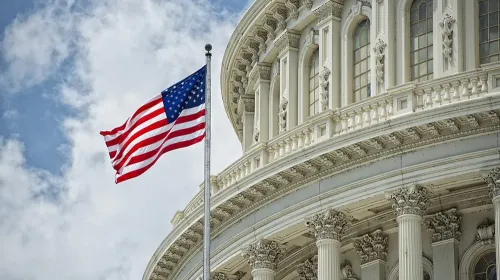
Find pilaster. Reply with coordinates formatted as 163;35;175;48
372;0;395;91
354;229;387;280
425;208;462;280
439;0;463;75
242;239;286;280
238;95;255;151
276;31;300;131
314;0;343;110
386;184;430;280
252;63;272;143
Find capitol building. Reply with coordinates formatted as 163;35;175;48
143;0;500;280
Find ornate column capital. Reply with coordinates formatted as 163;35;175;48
241;239;286;271
275;30;301;55
296;256;318;280
305;208;350;241
353;229;388;264
386;184;430;217
482;167;500;199
237;94;255;114
313;0;344;23
425;208;462;243
210;272;237;280
250;63;272;83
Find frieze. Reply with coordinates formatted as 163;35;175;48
425;208;462;243
386;184;430;217
305;208;350;241
241;239;286;270
353;229;388;264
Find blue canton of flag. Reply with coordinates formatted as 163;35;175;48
162;66;206;124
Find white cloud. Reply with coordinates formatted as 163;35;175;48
0;0;242;279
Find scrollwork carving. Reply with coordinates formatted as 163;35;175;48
353;229;388;264
273;8;288;35
303;0;314;10
305;208;350;241
263;18;277;41
425;208;462;243
241;239;286;270
482;167;500;198
439;14;455;60
297;256;318;280
373;38;386;84
320;66;331;111
386;184;430;217
285;0;299;21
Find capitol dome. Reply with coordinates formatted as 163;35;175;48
144;1;500;280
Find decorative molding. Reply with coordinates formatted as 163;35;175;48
348;0;371;17
320;65;331;111
481;167;500;198
305;208;350;241
263;18;277;41
241;239;286;270
373;38;387;84
439;14;456;60
303;0;314;10
341;260;359;280
296;256;318;280
275;30;301;55
279;96;288;132
386;184;430;217
475;218;495;245
353;229;388;264
425;208;462;243
313;0;344;23
285;0;300;21
273;7;288;35
238;94;255;114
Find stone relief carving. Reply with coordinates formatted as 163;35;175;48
320;65;331;111
314;0;344;23
273;7;288;35
439;14;456;60
263;18;277;41
475;218;495;245
254;120;260;142
275;31;301;54
425;208;462;243
482;167;500;198
285;0;300;21
305;208;350;241
279;95;288;132
341;260;359;280
353;229;388;264
348;0;371;17
386;184;430;217
373;38;387;84
303;0;314;10
297;255;318;280
241;238;286;270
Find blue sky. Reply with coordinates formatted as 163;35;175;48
0;0;248;279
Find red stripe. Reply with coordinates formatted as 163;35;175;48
108;151;116;159
110;109;205;166
113;122;206;172
100;96;163;136
115;134;205;183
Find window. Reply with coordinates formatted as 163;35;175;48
410;0;433;82
479;0;500;64
309;49;320;116
474;252;496;280
353;19;371;102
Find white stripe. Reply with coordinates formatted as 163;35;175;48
115;128;205;178
111;114;205;168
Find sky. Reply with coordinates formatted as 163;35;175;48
0;0;250;279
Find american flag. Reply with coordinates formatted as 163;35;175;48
100;66;207;183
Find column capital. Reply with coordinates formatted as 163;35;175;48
305;208;350;241
275;30;301;56
250;63;272;84
425;208;462;243
237;94;255;114
241;239;286;271
353;229;388;264
313;0;344;24
482;167;500;199
386;184;430;217
296;256;318;280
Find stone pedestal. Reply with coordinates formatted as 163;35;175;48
242;239;285;280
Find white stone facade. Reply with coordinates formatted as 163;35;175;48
144;1;500;280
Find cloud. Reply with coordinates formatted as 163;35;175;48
0;0;242;279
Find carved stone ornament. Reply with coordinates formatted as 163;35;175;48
348;0;371;17
386;184;430;217
285;0;299;21
297;255;318;280
341;260;359;280
210;272;236;280
425;208;462;243
353;229;388;264
303;0;314;10
373;38;387;84
439;14;456;60
254;120;260;142
273;7;288;35
263;18;277;41
279;95;288;133
305;208;350;241
320;66;331;111
482;167;500;198
237;94;255;115
241;238;286;270
314;0;344;23
275;31;301;54
304;28;319;47
475;218;495;245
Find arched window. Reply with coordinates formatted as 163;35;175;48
410;0;433;82
353;19;371;103
479;0;500;64
309;49;320;116
474;251;496;280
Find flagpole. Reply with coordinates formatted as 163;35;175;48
203;44;212;280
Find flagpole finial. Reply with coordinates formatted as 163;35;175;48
205;44;212;56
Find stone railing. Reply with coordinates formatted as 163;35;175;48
177;68;491;223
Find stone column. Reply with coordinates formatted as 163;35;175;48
306;208;349;280
275;31;300;131
354;229;388;280
242;238;286;280
296;256;318;280
238;95;255;151
313;0;343;109
386;184;430;280
482;167;500;275
425;208;462;280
